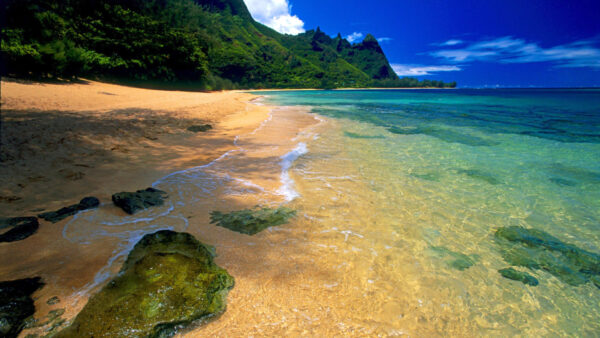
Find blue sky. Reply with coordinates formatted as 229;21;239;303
243;0;600;87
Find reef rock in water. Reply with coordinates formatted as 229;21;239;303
498;267;539;286
0;217;39;243
495;226;600;288
0;277;44;338
210;207;296;235
112;188;168;214
58;230;234;337
38;197;100;223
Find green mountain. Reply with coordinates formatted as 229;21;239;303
0;0;456;89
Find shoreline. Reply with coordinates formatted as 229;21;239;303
0;79;322;336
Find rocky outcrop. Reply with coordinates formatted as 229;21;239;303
0;277;44;338
112;188;167;215
210;207;296;235
58;230;234;337
0;217;39;243
38;197;100;223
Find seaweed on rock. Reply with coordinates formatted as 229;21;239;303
58;230;234;337
0;277;44;338
495;226;600;288
210;207;296;235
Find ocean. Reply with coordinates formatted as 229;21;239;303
255;88;600;335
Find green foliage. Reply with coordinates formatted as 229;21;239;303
210;207;296;235
1;0;456;88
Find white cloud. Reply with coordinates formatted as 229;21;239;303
377;37;393;43
431;36;600;68
346;32;364;43
391;64;462;76
243;0;305;35
440;39;463;46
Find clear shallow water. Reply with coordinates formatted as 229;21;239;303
258;89;600;335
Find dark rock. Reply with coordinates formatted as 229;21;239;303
0;217;39;243
46;296;60;305
187;124;213;133
499;268;539;286
495;226;600;287
0;277;44;338
111;188;167;215
38;197;100;223
58;230;234;338
210;207;296;235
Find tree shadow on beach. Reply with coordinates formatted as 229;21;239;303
0;107;226;215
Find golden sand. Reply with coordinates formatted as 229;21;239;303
0;79;325;336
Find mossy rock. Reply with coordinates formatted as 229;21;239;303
0;277;44;338
495;226;600;287
38;197;100;223
0;217;39;243
210;207;296;235
112;188;167;215
498;267;539;286
58;230;234;337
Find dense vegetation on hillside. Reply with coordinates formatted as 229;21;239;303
0;0;456;89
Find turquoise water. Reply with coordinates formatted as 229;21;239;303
258;89;600;335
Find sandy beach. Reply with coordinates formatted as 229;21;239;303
0;78;271;215
0;78;322;336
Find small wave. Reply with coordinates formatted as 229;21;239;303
277;142;308;201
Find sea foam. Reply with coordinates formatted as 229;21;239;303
278;142;308;201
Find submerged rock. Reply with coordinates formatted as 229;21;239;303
0;277;44;338
58;230;234;337
343;131;384;139
38;197;100;223
411;172;441;182
187;124;213;133
495;226;600;287
429;246;477;271
210;207;296;235
456;169;500;185
112;188;167;214
0;217;39;243
498;267;539;286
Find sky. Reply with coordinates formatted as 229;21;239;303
242;0;600;87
